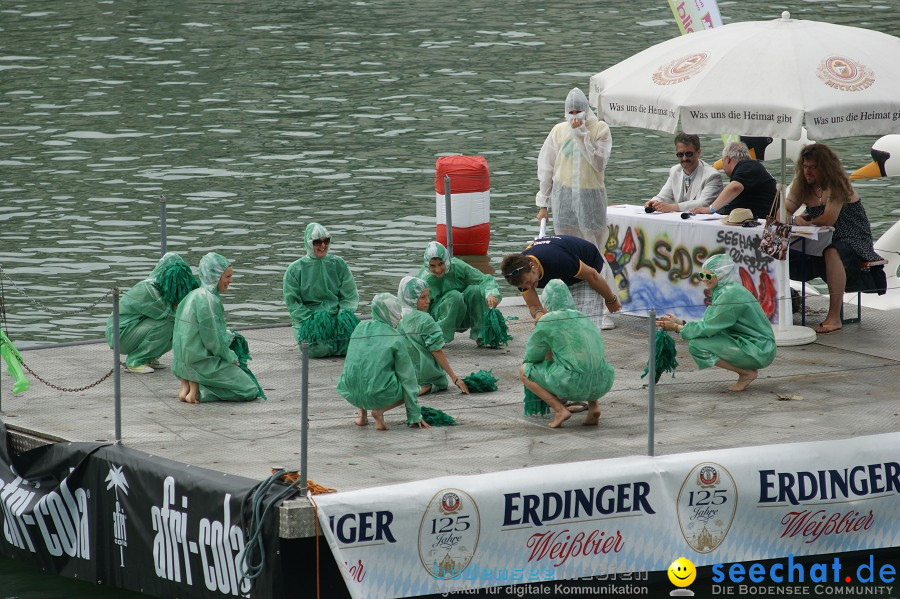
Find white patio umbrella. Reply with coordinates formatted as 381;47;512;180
590;11;900;345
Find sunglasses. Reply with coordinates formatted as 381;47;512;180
675;151;695;158
741;219;761;228
312;237;331;247
503;264;531;282
698;272;715;280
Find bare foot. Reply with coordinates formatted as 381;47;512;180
183;381;199;404
354;409;368;427
372;410;388;431
418;384;432;396
178;379;189;402
548;408;572;429
728;370;758;392
583;405;601;426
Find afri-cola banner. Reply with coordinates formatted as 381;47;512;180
0;421;284;599
313;432;900;599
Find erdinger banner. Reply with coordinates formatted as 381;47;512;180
0;422;282;599
313;433;900;599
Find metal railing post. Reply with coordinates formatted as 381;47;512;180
647;308;656;457
443;175;453;260
300;341;309;495
159;194;168;257
113;288;122;442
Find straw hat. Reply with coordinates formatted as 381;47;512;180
721;207;756;226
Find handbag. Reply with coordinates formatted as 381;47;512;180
759;188;791;261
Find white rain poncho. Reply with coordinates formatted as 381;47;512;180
522;279;614;402
536;87;612;249
283;222;359;357
172;252;259;402
337;293;423;424
416;241;501;343
680;254;777;370
397;276;448;391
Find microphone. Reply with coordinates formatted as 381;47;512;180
680;212;692;219
644;206;656;213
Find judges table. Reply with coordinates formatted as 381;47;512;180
605;205;780;323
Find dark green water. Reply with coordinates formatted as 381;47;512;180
2;0;899;595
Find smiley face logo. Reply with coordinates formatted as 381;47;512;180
668;557;697;587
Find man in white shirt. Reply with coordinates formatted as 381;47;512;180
644;133;723;213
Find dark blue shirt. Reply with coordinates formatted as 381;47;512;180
522;235;605;288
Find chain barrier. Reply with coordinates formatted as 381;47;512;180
0;266;114;315
17;354;114;393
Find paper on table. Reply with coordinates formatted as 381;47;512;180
791;225;828;240
695;214;722;221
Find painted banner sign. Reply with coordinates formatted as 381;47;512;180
604;205;779;322
313;432;900;599
0;422;283;599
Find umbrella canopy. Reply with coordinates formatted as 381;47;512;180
589;12;900;141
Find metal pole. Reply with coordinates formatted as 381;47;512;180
443;175;453;260
113;288;122;442
159;194;168;257
647;308;656;457
300;341;309;495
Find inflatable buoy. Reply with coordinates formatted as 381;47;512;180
435;155;490;256
1;331;29;395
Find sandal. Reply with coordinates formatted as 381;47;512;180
812;323;842;335
564;401;589;413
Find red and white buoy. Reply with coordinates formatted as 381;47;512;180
435;155;490;256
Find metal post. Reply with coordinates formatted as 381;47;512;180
647;308;656;457
443;175;453;260
159;194;168;257
113;288;122;442
300;341;309;495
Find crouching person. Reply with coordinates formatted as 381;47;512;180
337;293;430;431
520;279;615;428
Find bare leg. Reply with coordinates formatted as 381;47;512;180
184;381;199;404
519;365;570;428
716;359;758;392
354;408;368;427
372;400;404;431
819;247;845;331
178;379;190;401
418;384;432;396
583;400;601;426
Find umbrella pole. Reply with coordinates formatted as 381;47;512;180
773;139;816;346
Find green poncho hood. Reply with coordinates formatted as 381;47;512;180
422;241;451;274
702;253;736;287
398;275;428;315
304;222;330;259
541;279;576;312
371;292;402;328
199;252;230;289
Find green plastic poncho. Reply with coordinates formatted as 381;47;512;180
522;279;614;402
172;253;259;403
105;252;197;368
416;241;501;343
283;222;359;358
337;293;423;425
397;276;448;391
680;254;777;370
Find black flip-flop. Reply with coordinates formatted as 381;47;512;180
565;401;589;413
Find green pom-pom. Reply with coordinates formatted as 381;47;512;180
641;330;679;383
157;262;199;308
480;308;513;348
335;309;360;356
462;369;498;393
230;331;267;401
523;386;550;416
421;406;457;426
299;310;335;346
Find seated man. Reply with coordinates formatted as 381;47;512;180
692;141;776;219
520;279;615;429
500;234;621;331
785;143;886;334
644;133;723;213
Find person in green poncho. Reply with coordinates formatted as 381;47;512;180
397;276;470;396
416;241;501;345
337;293;430;431
283;222;360;358
657;253;776;392
106;252;198;374
520;279;615;429
172;252;260;404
